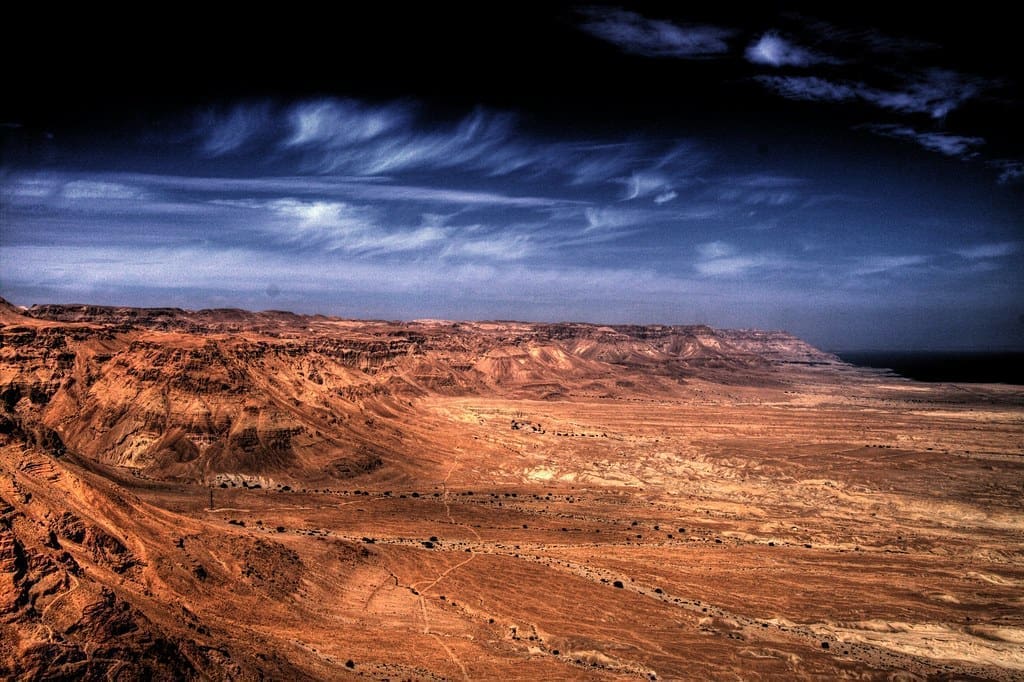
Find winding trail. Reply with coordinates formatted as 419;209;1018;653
408;461;477;681
429;633;470;681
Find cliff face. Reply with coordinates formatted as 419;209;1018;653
1;299;839;482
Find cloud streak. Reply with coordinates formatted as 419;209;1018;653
201;103;274;156
198;98;714;197
860;69;987;120
988;160;1024;185
746;33;836;67
756;70;989;121
954;242;1019;260
849;255;928;276
578;8;734;58
2;84;1019;349
864;124;985;157
693;242;788;277
755;75;858;103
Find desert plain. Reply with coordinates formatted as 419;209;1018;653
1;299;1022;680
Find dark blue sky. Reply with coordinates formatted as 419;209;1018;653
1;4;1021;350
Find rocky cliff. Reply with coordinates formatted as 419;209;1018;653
1;299;840;483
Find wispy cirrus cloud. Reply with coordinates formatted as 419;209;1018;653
441;232;535;261
219;197;545;260
200;103;274;156
954;242;1019;260
583;206;649;232
988;160;1024;185
60;180;148;200
756;69;999;166
746;32;837;67
283;102;527;176
3;177;149;203
756;70;990;120
286;99;411;148
693;241;787;277
578;7;734;58
199;98;711;196
755;75;858;103
863;124;985;158
622;170;672;200
800;19;938;55
708;173;807;206
8;171;571;209
849;254;929;276
860;69;988;120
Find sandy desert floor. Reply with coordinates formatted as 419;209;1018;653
73;372;1020;680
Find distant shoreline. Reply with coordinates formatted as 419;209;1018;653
836;351;1024;385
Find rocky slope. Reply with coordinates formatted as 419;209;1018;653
1;298;1021;680
1;298;839;483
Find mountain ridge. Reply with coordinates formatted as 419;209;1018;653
1;299;839;483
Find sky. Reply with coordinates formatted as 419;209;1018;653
1;3;1021;350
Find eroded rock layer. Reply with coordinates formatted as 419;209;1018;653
1;298;1021;680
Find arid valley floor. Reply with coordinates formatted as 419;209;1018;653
1;299;1022;680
